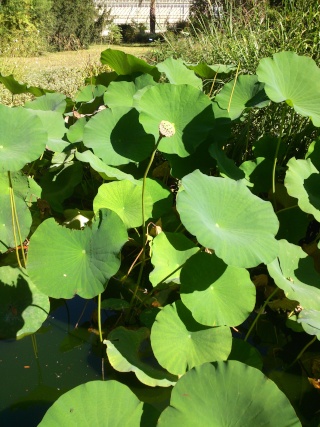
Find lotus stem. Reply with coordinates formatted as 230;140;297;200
288;335;317;369
272;105;287;210
244;287;279;342
126;135;162;321
8;171;27;268
98;293;103;343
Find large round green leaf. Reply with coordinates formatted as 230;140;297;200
149;232;199;287
284;157;320;221
180;252;256;326
0;267;49;339
138;84;215;157
27;209;128;299
25;109;67;153
150;301;232;376
0;105;47;172
100;48;160;80
176;170;279;268
38;380;143;427
157;58;202;89
267;239;320;311
93;180;152;228
83;107;154;166
215;75;269;120
158;361;301;426
105;327;177;387
24;92;66;113
93;178;170;229
257;51;320;126
104;81;136;108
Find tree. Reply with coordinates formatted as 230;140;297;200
139;0;156;34
50;0;98;51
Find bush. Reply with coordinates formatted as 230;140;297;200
49;0;98;51
0;0;52;56
149;0;320;72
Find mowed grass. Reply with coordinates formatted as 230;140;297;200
0;44;151;105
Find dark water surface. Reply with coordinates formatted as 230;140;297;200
0;297;102;426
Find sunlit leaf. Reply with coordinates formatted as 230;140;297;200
0;105;47;173
157;57;202;89
158;361;301;426
149;232;199;287
38;380;143;426
215;75;269;120
257;51;320;126
138;84;215;157
267;239;320;311
27;209;128;299
151;301;232;376
180;252;256;326
83;107;154;166
176;170;279;268
284;157;320;221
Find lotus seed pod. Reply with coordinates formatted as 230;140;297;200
159;120;175;137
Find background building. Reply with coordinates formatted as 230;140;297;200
99;1;191;32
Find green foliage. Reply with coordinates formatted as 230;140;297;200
49;0;98;51
2;48;320;425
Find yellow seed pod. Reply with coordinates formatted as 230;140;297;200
159;120;175;137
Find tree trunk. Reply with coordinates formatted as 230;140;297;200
150;0;156;33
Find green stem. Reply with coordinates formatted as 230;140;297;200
8;171;27;268
287;336;317;369
31;334;38;359
244;287;279;341
126;135;162;321
98;293;103;343
272;105;287;210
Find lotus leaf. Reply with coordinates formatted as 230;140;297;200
215;75;269;120
105;327;177;387
0;267;49;339
138;84;215;157
180;252;256;326
0;105;47;173
176;169;279;268
149;232;199;287
267;239;320;311
157;57;202;89
257;51;320;126
158;361;301;426
150;301;232;376
38;380;144;426
284;157;320;221
27;209;128;299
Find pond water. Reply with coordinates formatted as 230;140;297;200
0;297;108;426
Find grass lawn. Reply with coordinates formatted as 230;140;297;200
0;44;151;105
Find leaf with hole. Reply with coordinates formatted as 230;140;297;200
27;209;128;299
